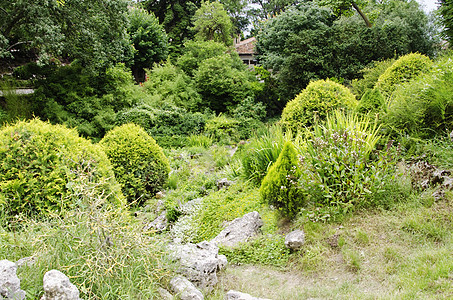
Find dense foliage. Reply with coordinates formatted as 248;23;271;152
0;119;123;220
280;79;357;132
193;1;233;46
100;124;170;205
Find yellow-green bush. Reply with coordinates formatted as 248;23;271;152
280;79;357;132
100;124;170;204
260;141;305;218
0;119;123;220
376;53;432;96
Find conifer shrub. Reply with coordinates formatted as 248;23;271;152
280;79;357;132
0;119;123;220
376;53;432;96
260;141;304;218
100;124;170;204
356;88;386;114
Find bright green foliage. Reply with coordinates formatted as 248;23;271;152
100;124;170;204
299;111;396;212
280;79;357;132
240;125;291;184
376;53;432;96
193;1;233;46
351;59;396;99
0;119;123;220
0;0;132;68
177;40;237;77
143;61;201;110
195;54;253;112
384;54;453;137
356;88;385;114
204;114;240;145
33;63;145;139
260;141;304;218
127;7;169;81
231;96;267;139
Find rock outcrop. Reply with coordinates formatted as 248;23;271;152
284;230;305;251
225;290;271;300
170;276;204;300
168;241;227;292
0;260;25;300
41;270;80;300
211;211;263;248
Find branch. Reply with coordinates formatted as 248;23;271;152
351;1;372;28
6;40;32;51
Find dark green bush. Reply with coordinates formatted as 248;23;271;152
0;119;123;220
231;96;266;140
260;140;304;218
280;79;357;132
100;123;170;204
376;53;432;96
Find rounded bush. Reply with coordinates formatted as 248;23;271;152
260;141;304;218
0;119;123;219
100;124;170;204
280;79;357;132
357;88;385;114
376;53;432;96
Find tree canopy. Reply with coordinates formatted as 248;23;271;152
193;1;234;46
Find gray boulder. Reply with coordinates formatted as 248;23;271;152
168;241;226;291
41;270;80;300
225;290;271;300
216;178;233;190
144;211;168;232
284;230;305;251
0;260;25;300
211;211;263;248
158;287;174;300
170;276;203;300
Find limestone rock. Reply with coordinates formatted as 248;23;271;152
0;260;25;300
225;290;271;300
211;211;263;248
170;276;203;300
168;241;226;291
216;178;232;190
144;211;168;232
41;270;80;300
158;287;174;300
285;230;305;251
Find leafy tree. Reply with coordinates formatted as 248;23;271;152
0;0;132;69
193;1;234;46
439;0;453;41
127;8;169;82
248;0;301;21
318;0;371;27
143;0;202;55
219;0;250;35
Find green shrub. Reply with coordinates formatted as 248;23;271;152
0;119;123;220
100;124;170;204
299;111;397;213
260;141;305;218
350;59;396;99
204;114;240;145
383;53;453;137
376;53;432;96
280;79;357;132
356;88;385;115
187;134;213;148
231;96;267;140
240;125;291;184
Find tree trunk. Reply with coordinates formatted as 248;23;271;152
351;1;372;27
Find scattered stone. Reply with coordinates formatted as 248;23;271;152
225;290;271;300
143;211;168;232
41;270;80;300
179;198;203;215
170;276;204;300
327;233;340;249
15;256;36;268
156;191;165;199
284;229;305;251
216;178;233;190
211;211;263;248
158;287;174;300
168;241;226;291
0;260;25;300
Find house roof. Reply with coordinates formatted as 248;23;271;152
234;37;257;55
